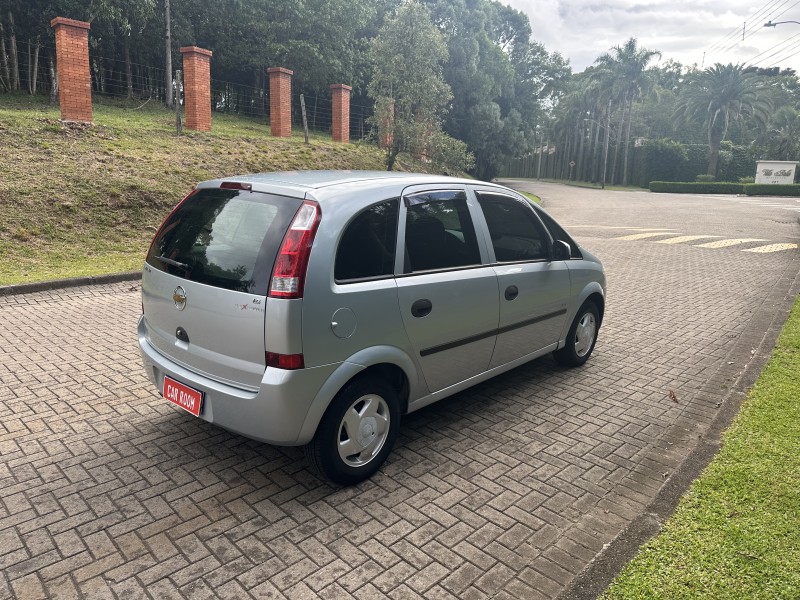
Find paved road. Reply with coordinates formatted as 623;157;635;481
1;183;798;599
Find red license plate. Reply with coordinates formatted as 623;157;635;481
163;376;203;417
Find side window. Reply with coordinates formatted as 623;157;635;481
403;190;481;273
335;199;399;282
533;205;583;259
476;193;551;262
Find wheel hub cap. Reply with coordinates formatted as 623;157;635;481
357;417;377;447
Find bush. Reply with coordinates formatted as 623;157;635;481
695;174;715;182
650;181;744;194
743;184;800;196
738;176;755;184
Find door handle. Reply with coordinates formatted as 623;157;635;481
411;299;432;318
504;285;519;301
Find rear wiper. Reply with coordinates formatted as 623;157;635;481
154;255;189;270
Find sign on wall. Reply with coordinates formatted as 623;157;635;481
755;161;799;184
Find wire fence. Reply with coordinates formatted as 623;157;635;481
2;39;376;142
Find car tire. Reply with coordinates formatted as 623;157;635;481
554;301;600;367
305;376;400;486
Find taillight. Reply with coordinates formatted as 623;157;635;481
266;352;305;370
269;201;321;299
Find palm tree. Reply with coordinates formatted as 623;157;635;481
593;38;661;185
764;106;800;161
674;63;773;177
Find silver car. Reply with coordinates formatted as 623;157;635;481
138;171;605;485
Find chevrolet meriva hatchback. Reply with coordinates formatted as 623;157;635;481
138;171;606;485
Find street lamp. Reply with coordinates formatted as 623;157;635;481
764;20;800;27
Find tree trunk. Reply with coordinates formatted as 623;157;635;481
622;98;634;186
602;98;612;187
577;118;587;181
610;98;625;184
49;53;58;102
165;0;173;107
707;112;728;177
708;130;722;177
591;114;602;182
580;120;590;181
0;22;10;92
28;40;40;95
9;11;19;91
125;37;133;99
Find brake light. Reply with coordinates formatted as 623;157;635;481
266;352;305;370
269;201;321;299
220;181;252;191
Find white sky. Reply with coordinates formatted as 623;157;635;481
506;0;800;74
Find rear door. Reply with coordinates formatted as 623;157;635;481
141;187;302;389
472;190;572;368
395;188;499;393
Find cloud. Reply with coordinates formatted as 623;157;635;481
505;0;800;73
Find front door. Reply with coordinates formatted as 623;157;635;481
473;191;571;368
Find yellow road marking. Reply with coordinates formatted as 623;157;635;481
743;243;799;253
655;235;722;244
614;232;679;240
695;238;767;248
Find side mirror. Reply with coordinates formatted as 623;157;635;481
552;240;571;260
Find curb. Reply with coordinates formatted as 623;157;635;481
0;271;141;297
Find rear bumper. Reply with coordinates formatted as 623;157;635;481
137;316;338;445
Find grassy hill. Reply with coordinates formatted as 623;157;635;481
0;95;433;285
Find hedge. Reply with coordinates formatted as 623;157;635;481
650;182;800;195
649;181;743;194
743;184;800;196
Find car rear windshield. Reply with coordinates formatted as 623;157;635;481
146;188;303;295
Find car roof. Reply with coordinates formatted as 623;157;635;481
198;170;480;192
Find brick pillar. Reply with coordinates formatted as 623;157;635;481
50;18;92;123
180;46;213;131
330;84;352;143
268;67;293;137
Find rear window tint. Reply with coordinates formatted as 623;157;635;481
335;199;399;282
146;188;302;294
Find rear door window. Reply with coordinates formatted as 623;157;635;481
335;199;399;282
476;193;551;262
403;190;481;273
146;188;302;295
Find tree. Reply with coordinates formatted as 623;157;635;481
164;0;172;107
675;63;773;177
592;38;660;185
368;2;465;171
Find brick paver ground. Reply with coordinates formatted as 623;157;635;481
1;183;798;599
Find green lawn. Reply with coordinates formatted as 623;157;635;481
519;191;541;204
603;295;800;599
0;94;429;285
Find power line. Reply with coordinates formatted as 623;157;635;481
746;30;800;65
749;39;800;67
713;0;800;57
705;0;789;55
